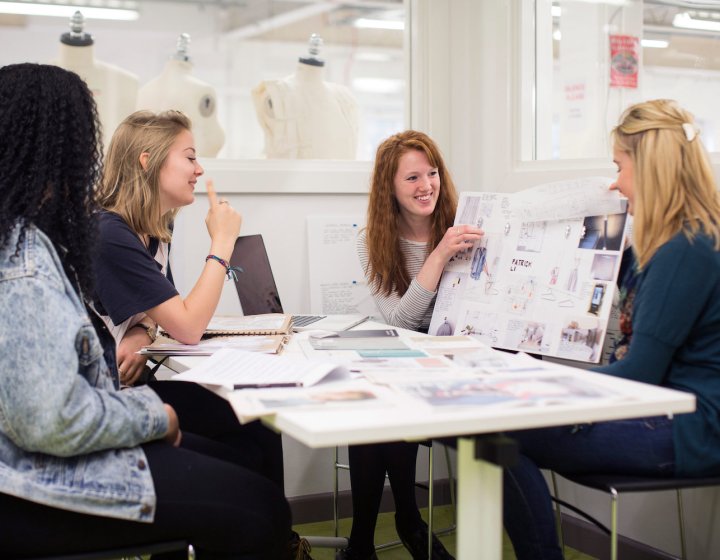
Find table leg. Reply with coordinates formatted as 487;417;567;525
457;437;503;559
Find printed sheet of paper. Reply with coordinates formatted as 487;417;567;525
429;178;628;363
172;348;349;389
307;215;381;318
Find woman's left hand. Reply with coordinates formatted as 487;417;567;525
117;328;150;386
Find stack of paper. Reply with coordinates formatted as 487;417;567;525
171;348;350;390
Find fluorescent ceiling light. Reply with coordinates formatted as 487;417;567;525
354;18;404;31
0;2;139;21
673;12;720;32
352;77;403;94
551;6;561;17
641;38;669;48
354;52;394;62
553;29;561;41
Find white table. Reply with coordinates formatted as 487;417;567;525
164;324;695;560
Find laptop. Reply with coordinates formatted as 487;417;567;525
229;234;369;332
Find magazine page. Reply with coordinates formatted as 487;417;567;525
404;335;491;357
428;178;628;363
226;380;407;423
389;372;623;409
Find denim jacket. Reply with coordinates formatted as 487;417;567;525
0;225;169;522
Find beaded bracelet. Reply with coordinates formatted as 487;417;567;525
206;254;244;281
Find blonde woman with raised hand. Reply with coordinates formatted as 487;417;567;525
94;110;313;559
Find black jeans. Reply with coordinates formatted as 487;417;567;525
0;435;291;559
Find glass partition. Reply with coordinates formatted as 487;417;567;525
0;0;405;160
523;0;720;161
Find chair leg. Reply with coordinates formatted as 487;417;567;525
444;444;457;530
610;488;619;560
550;471;565;553
333;446;341;538
428;444;434;559
676;489;687;560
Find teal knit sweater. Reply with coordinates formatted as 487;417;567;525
595;232;720;476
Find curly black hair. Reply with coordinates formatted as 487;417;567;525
0;63;103;297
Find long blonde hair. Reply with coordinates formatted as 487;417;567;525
613;99;720;268
365;130;458;296
96;110;191;242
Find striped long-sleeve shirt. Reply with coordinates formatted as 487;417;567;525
357;229;436;332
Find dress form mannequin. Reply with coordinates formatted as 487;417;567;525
137;33;225;157
252;34;359;159
54;11;139;148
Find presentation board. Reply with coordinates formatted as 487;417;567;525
429;178;628;363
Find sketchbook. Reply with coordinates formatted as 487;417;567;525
428;177;628;363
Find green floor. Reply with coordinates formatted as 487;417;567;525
294;505;597;559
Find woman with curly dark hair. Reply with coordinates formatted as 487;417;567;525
0;63;292;559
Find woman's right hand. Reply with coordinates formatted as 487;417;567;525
163;404;182;447
415;224;484;294
205;179;242;251
434;224;484;263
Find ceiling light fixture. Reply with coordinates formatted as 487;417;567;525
673;12;720;32
641;38;669;48
0;2;139;21
354;18;404;31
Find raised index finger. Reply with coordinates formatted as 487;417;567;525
206;179;218;207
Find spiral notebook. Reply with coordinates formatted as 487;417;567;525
230;235;368;332
204;314;292;336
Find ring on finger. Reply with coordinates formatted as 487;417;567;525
219;199;229;205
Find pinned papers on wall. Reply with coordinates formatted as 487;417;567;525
307;215;381;318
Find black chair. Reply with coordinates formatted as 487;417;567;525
551;471;720;560
23;540;192;560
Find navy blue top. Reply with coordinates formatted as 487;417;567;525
595;232;720;476
93;212;178;325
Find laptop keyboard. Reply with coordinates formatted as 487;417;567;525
291;315;327;327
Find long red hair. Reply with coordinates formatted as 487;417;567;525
365;130;458;296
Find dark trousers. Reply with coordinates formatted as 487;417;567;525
0;435;291;559
149;380;285;489
346;441;424;552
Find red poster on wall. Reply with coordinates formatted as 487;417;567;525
609;35;639;88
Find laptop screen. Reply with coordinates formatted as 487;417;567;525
229;235;284;315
